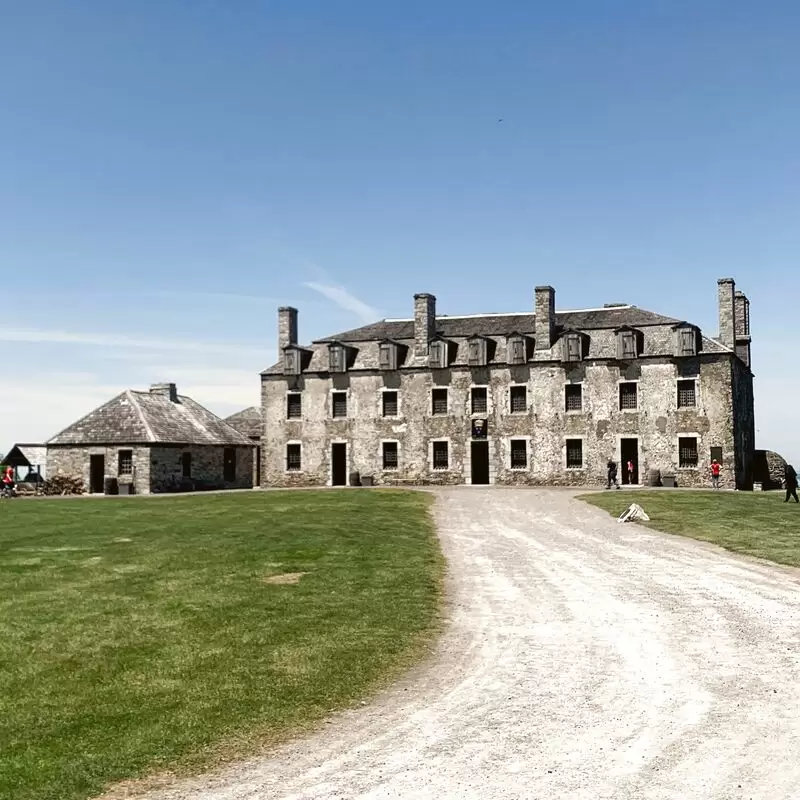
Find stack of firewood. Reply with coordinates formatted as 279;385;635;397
41;475;85;496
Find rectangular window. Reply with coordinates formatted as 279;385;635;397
223;448;236;482
565;384;583;412
564;333;582;362
287;393;302;419
468;339;486;366
118;449;133;476
432;441;449;470
181;452;191;478
382;390;398;417
508;336;526;365
619;382;638;410
620;331;637;359
332;391;348;418
471;386;488;414
510;385;527;413
566;439;583;469
429;341;447;369
510;439;528;469
431;388;448;415
329;345;346;372
283;349;300;375
710;446;723;464
679;437;699;468
378;342;397;371
382;441;398;470
286;443;301;471
677;379;696;408
679;328;696;356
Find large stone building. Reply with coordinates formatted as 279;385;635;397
261;279;754;490
47;383;255;494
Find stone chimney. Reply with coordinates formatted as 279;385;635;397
534;286;555;351
150;383;178;402
278;306;298;351
414;293;436;357
717;278;736;350
734;289;751;367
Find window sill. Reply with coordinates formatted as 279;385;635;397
565;410;584;415
565;466;585;471
510;466;529;471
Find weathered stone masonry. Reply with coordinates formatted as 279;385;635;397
261;279;755;490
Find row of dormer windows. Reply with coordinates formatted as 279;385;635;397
283;328;702;375
282;379;698;419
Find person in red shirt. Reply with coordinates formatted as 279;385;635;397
2;464;14;496
710;459;721;490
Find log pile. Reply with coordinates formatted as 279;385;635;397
41;475;85;496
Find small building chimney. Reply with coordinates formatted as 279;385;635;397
717;278;736;350
150;383;178;402
534;286;555;351
414;293;436;357
734;289;751;367
278;306;298;351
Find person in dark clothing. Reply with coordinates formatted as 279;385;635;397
785;464;798;503
606;459;620;490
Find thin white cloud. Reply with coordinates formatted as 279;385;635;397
0;327;266;357
304;281;380;324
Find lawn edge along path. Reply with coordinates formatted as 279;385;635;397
578;489;800;569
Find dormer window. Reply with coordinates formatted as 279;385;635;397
616;328;641;360
674;326;699;358
507;334;527;365
283;347;301;376
562;332;585;363
329;343;347;373
378;340;398;371
429;339;448;369
467;336;487;367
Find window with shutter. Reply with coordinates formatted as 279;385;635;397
429;341;446;368
329;345;346;373
621;331;637;359
508;337;526;364
378;342;396;371
283;349;299;375
564;333;582;362
679;328;696;356
468;339;486;366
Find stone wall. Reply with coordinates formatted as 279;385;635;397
261;353;743;489
731;358;756;489
149;445;254;492
47;445;151;494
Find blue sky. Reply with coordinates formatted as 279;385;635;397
2;1;799;460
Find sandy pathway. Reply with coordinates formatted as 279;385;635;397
128;488;800;799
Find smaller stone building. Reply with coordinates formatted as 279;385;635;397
224;406;263;486
46;383;254;494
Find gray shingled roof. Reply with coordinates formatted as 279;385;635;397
224;406;262;440
313;306;682;344
47;390;253;446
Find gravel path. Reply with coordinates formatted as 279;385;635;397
129;488;800;800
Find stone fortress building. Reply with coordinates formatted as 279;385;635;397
260;278;754;490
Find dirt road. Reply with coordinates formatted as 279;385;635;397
136;488;800;799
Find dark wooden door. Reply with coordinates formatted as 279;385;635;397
331;443;347;486
89;454;105;493
471;441;490;485
621;438;639;484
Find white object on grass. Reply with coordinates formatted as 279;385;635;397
618;503;650;523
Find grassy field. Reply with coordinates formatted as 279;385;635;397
0;490;443;800
581;490;800;566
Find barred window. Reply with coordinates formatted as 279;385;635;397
286;444;301;471
432;441;449;470
510;385;527;413
510;440;528;469
566;439;583;469
471;387;488;414
565;384;582;412
118;449;133;476
679;437;698;468
431;388;448;415
619;382;638;410
332;391;347;418
677;379;696;408
287;393;302;419
382;441;398;470
382;391;398;417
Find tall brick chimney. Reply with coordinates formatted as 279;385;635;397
150;383;178;402
278;306;298;351
734;289;751;367
717;278;736;350
534;286;555;351
414;293;436;357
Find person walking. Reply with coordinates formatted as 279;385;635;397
784;464;798;503
607;458;620;490
710;459;721;490
626;459;635;485
2;464;14;497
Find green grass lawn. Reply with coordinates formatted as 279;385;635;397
580;490;800;566
0;490;443;800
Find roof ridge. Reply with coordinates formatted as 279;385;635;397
127;390;156;442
